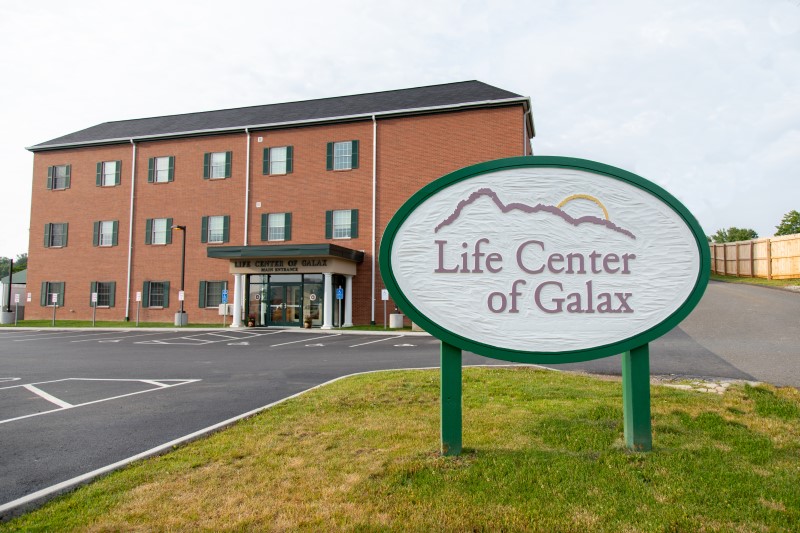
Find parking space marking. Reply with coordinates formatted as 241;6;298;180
270;334;341;347
349;335;404;348
14;331;123;342
23;384;74;408
71;331;176;343
135;330;287;345
0;378;200;425
0;377;21;383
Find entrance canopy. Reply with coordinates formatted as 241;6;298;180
207;244;364;276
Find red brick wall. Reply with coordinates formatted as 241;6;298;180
26;104;528;324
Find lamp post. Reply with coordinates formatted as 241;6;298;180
172;224;187;326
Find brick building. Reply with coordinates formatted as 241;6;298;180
26;81;534;327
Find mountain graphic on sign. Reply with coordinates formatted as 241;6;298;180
434;188;636;240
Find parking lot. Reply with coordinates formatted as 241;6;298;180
0;327;504;513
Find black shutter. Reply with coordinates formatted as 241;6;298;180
142;282;150;308
148;158;155;183
112;221;119;246
201;216;208;243
222;216;230;243
145;219;152;245
166;218;173;244
199;281;207;308
203;153;210;179
286;146;293;173
168;156;175;182
325;210;333;239
262;148;270;175
284;213;292;241
93;221;100;247
44;223;51;248
326;142;333;170
351;140;359;169
47;166;53;189
115;160;122;185
96;162;103;186
261;213;268;241
225;151;232;178
350;209;359;238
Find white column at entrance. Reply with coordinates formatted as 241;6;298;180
321;273;334;329
343;275;353;327
230;274;243;328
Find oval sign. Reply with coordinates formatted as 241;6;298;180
380;156;710;364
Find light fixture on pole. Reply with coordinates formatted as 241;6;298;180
171;224;187;326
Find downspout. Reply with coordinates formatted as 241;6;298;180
124;139;137;320
371;115;377;324
244;128;251;245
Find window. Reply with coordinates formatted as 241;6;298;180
261;212;292;241
326;209;358;239
201;215;230;244
262;146;293;175
148;156;175;183
203;151;232;179
91;281;116;307
96;160;121;186
143;281;170;308
93;220;118;247
145;218;173;245
40;281;65;307
326;141;359;171
44;223;69;248
47;165;71;190
199;280;227;308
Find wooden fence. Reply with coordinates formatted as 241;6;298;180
709;234;800;279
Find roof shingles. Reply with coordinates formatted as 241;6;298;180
30;81;527;150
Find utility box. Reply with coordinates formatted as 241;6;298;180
218;304;233;316
389;313;404;329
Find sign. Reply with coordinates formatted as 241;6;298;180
14;294;20;304
135;291;142;302
51;293;58;304
221;289;228;304
91;292;98;303
229;257;357;276
380;156;710;365
27;293;31;303
178;290;185;302
381;289;389;301
309;293;317;301
336;287;344;300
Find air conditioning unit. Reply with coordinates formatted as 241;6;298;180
218;303;233;316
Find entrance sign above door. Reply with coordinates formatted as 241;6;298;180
380;156;710;364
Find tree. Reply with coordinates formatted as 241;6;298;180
0;253;27;279
775;210;800;236
710;227;758;243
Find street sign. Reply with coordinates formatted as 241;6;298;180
381;289;389;301
91;292;98;303
221;289;228;304
51;293;58;304
136;291;142;302
178;290;185;302
14;294;20;304
336;287;344;300
26;293;31;303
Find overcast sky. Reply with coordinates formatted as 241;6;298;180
1;0;798;258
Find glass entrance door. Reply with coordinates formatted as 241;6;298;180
267;284;302;326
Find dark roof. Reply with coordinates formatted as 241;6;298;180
207;244;364;263
30;81;531;151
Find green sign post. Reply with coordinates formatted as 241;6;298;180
380;156;709;454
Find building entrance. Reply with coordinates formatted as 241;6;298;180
268;283;302;326
247;273;325;327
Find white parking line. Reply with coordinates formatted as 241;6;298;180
23;384;73;408
349;335;404;348
14;331;123;342
0;378;201;425
71;331;173;343
270;334;341;347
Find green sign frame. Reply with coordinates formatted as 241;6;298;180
379;156;710;365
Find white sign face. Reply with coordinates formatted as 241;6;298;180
178;290;185;302
381;289;389;301
27;293;31;303
51;293;58;304
91;292;98;303
14;294;20;303
382;158;709;363
136;291;142;302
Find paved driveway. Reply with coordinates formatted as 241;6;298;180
0;280;798;514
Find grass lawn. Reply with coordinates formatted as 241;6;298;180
711;273;800;288
2;368;799;531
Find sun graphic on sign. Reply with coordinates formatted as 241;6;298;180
556;194;610;220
